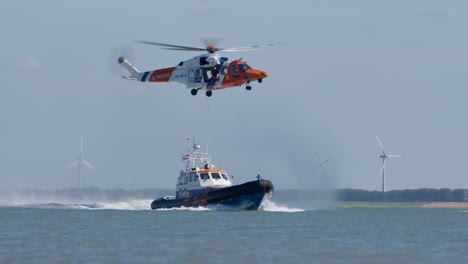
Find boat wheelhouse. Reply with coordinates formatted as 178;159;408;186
175;140;232;198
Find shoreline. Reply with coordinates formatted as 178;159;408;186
339;202;468;209
420;202;468;209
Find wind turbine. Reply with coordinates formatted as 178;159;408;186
320;156;334;190
376;136;401;193
67;137;95;189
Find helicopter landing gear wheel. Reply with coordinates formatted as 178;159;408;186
206;90;212;97
258;78;263;83
191;89;198;96
246;85;252;91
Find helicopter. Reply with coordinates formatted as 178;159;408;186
117;40;270;97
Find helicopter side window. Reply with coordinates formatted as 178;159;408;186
230;64;240;78
221;66;227;75
199;57;209;66
239;64;251;72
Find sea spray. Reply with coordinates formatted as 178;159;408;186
0;188;169;209
261;197;305;212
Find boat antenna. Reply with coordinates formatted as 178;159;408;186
213;151;216;167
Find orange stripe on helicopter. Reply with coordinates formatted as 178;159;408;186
149;67;176;82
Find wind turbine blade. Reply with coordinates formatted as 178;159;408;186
67;160;79;168
380;158;386;176
83;160;95;170
320;156;334;165
376;136;387;156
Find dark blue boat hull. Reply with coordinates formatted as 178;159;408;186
151;179;274;210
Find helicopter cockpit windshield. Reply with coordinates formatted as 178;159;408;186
238;63;252;72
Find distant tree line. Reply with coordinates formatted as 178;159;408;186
5;188;467;203
337;188;468;202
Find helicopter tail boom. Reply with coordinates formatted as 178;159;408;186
118;56;177;83
118;56;141;81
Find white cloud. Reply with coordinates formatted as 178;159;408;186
16;56;41;70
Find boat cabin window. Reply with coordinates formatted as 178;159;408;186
189;175;193;182
211;173;221;180
221;174;228;180
200;173;210;180
183;177;188;184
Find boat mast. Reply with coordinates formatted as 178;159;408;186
183;137;213;170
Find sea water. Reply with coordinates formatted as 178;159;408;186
1;198;468;263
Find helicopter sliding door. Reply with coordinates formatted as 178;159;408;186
188;69;202;83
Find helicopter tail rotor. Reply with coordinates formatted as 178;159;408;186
108;45;135;75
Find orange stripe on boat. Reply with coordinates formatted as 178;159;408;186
198;169;227;174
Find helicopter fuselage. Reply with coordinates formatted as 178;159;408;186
119;53;268;97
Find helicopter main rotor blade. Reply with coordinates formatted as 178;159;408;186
221;46;260;52
221;43;280;52
135;41;206;51
135;40;280;53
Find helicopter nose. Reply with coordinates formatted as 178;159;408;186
259;70;268;78
246;70;268;80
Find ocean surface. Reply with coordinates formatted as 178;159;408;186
1;192;468;263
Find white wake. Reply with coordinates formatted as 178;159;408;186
261;198;305;212
155;206;212;211
86;199;154;210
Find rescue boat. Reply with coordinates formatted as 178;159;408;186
151;139;274;210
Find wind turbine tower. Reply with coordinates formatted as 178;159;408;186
67;137;95;189
376;136;401;193
320;157;333;190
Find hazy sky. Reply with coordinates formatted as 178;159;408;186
1;0;468;191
